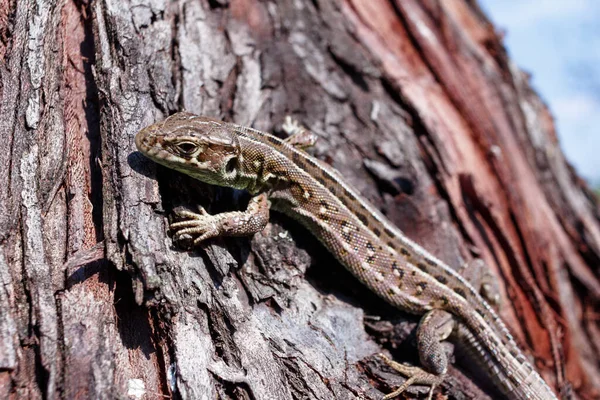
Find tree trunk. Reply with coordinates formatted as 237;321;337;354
1;0;599;399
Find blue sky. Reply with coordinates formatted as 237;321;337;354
479;0;600;185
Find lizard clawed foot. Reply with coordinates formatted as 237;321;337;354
378;353;443;400
170;206;221;245
282;116;318;149
282;116;306;136
168;194;270;247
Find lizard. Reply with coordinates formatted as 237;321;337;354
135;112;559;400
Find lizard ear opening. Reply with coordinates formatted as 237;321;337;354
225;157;237;174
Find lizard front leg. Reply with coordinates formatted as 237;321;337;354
282;116;318;149
170;192;270;245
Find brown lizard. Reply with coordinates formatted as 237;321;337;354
135;112;559;400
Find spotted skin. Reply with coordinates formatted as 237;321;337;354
135;112;558;400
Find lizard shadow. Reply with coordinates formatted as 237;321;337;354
128;150;159;180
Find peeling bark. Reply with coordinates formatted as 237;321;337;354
0;0;599;399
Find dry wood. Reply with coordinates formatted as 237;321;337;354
0;0;598;398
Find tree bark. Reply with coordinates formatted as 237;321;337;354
1;0;599;399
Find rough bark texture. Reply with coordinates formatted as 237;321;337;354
1;0;599;399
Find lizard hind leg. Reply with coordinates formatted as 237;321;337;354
378;354;444;400
379;309;454;400
458;258;502;309
282;116;318;149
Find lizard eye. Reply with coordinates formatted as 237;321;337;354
174;141;199;155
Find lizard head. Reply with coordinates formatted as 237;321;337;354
135;112;242;186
